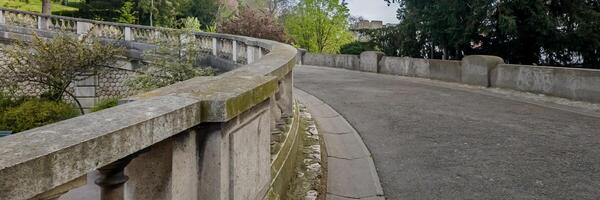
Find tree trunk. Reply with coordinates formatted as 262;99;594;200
42;0;51;14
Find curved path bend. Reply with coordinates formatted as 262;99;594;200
295;65;600;200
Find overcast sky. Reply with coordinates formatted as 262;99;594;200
345;0;400;24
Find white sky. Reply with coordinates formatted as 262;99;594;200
345;0;400;24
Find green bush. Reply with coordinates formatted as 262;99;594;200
0;99;79;133
339;41;375;55
92;97;120;112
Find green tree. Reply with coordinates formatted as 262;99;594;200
138;0;187;27
0;33;124;114
114;0;138;24
183;0;219;29
284;0;353;53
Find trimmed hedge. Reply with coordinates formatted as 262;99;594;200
0;99;79;133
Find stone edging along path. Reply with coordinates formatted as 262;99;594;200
294;88;385;200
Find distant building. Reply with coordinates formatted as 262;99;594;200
350;20;385;42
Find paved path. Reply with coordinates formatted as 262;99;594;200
294;65;600;200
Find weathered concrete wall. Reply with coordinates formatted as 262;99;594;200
302;53;359;70
461;55;504;87
359;51;384;73
429;59;462;82
303;52;600;103
378;56;461;82
491;64;600;103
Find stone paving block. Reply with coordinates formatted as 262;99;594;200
327;157;382;198
314;116;354;134
322;133;370;159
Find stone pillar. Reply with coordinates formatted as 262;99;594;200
359;51;385;73
124;27;133;41
247;46;255;64
37;16;49;30
124;130;200;200
212;38;218;56
76;21;93;35
0;10;5;25
95;156;135;200
258;48;263;59
277;72;293;118
232;40;238;63
197;100;271;200
461;55;504;87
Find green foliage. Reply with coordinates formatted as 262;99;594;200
79;0;132;22
183;0;219;30
284;0;354;53
0;33;124;114
339;41;375;55
0;0;79;14
220;7;289;42
91;97;120;112
381;0;600;67
0;99;79;133
127;31;215;92
114;0;138;24
180;16;202;32
138;0;185;27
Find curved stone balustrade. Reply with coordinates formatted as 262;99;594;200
0;8;296;200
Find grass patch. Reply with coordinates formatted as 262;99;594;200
0;0;80;13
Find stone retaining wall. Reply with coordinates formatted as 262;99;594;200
302;52;600;103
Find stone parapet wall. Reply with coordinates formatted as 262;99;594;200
302;52;600;103
0;7;297;200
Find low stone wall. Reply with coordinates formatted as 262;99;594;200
492;64;600;103
302;52;600;103
303;52;359;70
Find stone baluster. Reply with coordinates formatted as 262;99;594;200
232;40;238;63
95;156;135;200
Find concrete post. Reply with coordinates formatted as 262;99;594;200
197;100;271;200
359;51;385;73
212;38;218;56
247;46;255;64
37;16;49;30
124;130;200;200
461;55;504;87
232;40;238;63
76;21;92;35
124;27;133;41
0;10;5;25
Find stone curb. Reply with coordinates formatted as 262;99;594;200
294;88;385;200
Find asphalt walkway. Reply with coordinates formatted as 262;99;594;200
295;65;600;200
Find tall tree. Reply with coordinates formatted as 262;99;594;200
42;0;51;14
284;0;353;53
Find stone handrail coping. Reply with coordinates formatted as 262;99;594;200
0;7;298;200
0;7;276;45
